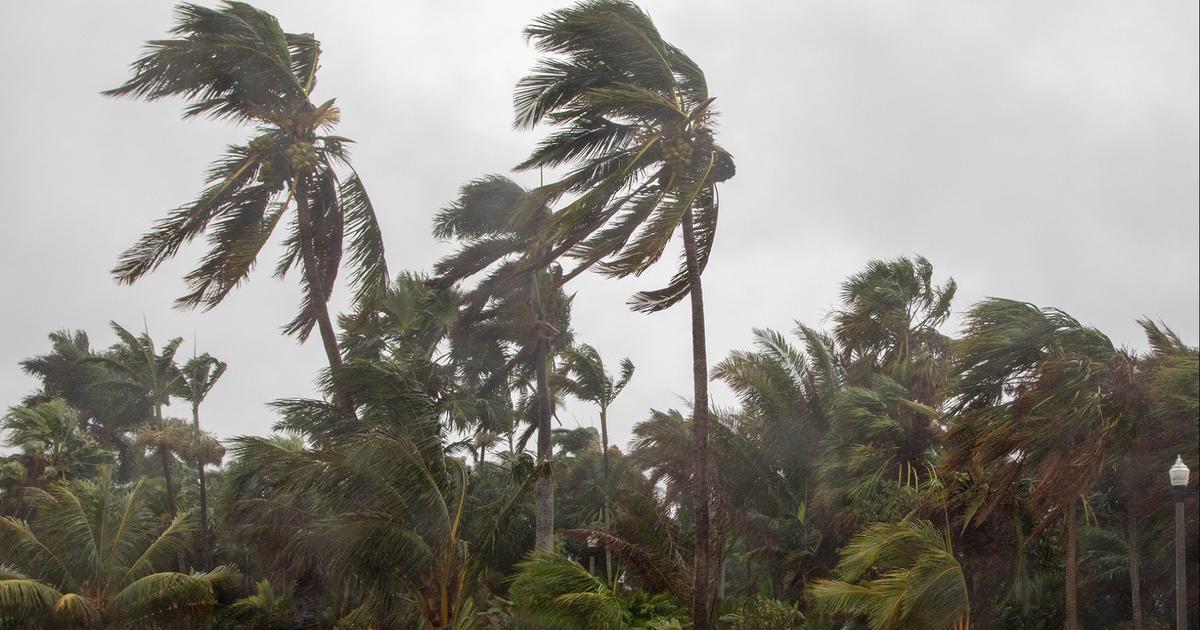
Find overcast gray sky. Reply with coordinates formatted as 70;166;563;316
3;0;1197;454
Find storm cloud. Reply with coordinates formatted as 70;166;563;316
2;0;1196;451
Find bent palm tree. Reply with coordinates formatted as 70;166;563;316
176;352;227;570
948;298;1122;630
105;1;386;413
561;343;634;579
0;473;238;628
432;174;572;551
514;3;735;624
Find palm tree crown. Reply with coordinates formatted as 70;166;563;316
104;2;386;412
512;0;735;311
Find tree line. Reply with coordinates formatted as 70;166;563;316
1;1;1196;628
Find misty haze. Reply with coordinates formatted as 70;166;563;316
1;2;1196;629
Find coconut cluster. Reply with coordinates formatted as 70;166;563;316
286;141;318;172
662;123;716;172
250;136;321;191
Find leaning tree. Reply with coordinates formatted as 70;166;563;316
512;3;736;624
105;1;386;413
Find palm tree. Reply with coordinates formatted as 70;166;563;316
104;1;386;414
0;472;238;628
514;3;736;624
560;343;634;579
176;353;227;570
93;323;185;520
431;174;572;552
833;256;956;404
1;400;110;485
226;358;533;628
809;519;969;630
948;298;1122;630
1114;320;1199;630
21;331;149;479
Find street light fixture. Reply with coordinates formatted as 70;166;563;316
1170;455;1189;630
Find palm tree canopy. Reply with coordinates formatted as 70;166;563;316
0;471;239;627
94;322;185;411
947;298;1119;527
1;400;109;482
508;0;736;313
105;1;386;340
560;343;634;410
177;353;227;408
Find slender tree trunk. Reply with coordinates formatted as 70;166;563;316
158;447;176;517
1124;458;1144;630
534;337;555;551
154;403;177;519
294;176;354;416
600;405;613;582
1066;501;1080;630
682;208;711;630
293;567;322;629
193;403;211;570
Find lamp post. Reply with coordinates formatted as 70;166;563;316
1170;455;1190;630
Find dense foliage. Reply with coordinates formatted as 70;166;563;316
2;1;1196;629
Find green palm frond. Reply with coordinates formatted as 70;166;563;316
512;0;734;312
810;520;968;630
510;551;625;630
0;577;64;623
112;564;240;625
122;510;196;583
51;592;101;628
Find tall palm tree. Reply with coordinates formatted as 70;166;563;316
560;343;634;579
432;174;573;551
0;472;238;628
93;323;184;520
948;298;1121;630
176;352;227;570
104;1;387;414
514;3;736;624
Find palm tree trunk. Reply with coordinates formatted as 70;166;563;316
681;207;711;630
1124;458;1144;630
193;403;210;570
534;336;555;551
1065;501;1080;630
158;447;176;517
293;567;322;629
600;405;613;582
154;403;177;519
294;176;354;416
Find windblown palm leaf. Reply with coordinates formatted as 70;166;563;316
810;519;969;630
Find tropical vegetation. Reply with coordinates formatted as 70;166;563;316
1;1;1195;628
